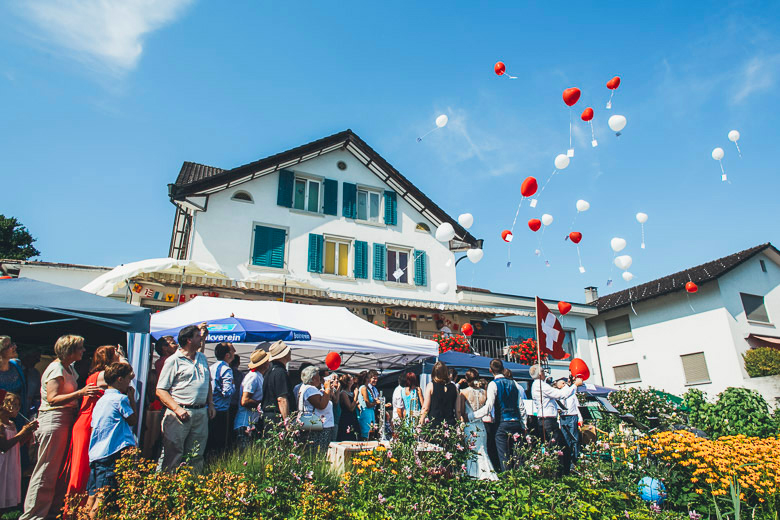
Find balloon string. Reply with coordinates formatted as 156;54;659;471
576;245;583;270
534;170;558;205
569;110;573;150
589;121;595;142
734;142;742;158
629;288;638;316
718;160;731;184
569;212;578;232
503;72;518;80
417;127;437;142
606;90;615;109
510;198;525;232
686;292;696;314
641;223;646;249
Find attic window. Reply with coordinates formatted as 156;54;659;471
231;191;253;203
760;260;767;273
415;223;431;233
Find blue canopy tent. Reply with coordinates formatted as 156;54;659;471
151;316;311;344
423;351;533;381
0;277;151;435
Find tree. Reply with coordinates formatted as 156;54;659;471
0;215;40;260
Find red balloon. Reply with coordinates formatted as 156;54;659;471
528;219;541;232
494;61;506;76
569;358;590;380
520;176;538;197
562;87;581;107
558;301;572;315
568;231;582;244
461;323;474;336
685;281;698;293
606;76;621;90
581;107;594;122
501;229;513;242
325;352;341;371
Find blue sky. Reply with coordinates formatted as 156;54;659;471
1;1;778;304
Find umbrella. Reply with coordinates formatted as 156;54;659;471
81;258;227;297
151;316;311;343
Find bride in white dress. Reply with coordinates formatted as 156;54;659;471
457;373;498;481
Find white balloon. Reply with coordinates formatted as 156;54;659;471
554;154;570;170
608;114;627;133
614;255;633;270
435;222;456;242
541;214;554;226
435;282;450;294
436;114;449;128
636;212;648;224
457;213;474;229
466;248;484;263
610;237;627;253
622;271;634;282
712;147;724;161
576;200;590;212
728;130;740;142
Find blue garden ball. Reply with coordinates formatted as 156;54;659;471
638;477;666;504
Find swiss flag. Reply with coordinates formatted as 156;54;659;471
535;297;567;360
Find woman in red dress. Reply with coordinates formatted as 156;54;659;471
64;345;120;501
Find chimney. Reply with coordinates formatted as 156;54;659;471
584;286;599;304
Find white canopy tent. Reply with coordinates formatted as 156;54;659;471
150;297;438;370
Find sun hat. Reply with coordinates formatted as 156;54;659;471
247;349;270;369
268;340;291;361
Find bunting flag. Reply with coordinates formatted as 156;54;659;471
535;296;566;360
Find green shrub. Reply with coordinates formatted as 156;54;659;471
743;346;780;377
683;387;778;438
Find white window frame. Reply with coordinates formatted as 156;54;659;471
293;176;322;213
386;245;413;285
323;235;353;278
356;186;383;224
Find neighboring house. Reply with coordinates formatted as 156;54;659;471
586;243;780;407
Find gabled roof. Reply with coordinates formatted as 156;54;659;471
593;243;778;312
168;129;478;248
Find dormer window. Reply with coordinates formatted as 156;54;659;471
293;177;321;213
231;191;253;203
357;188;381;223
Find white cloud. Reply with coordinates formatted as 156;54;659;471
14;0;192;73
732;54;780;104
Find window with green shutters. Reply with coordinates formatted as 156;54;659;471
413;250;427;286
276;170;294;208
373;243;386;280
384;191;397;225
354;241;368;279
308;234;324;273
342;183;357;219
252;225;286;268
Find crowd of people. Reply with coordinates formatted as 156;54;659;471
0;325;587;519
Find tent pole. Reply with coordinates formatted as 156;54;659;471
176;267;186;306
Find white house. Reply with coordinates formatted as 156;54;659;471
586;243;780;407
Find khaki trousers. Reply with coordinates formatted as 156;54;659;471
159;408;208;473
21;407;77;520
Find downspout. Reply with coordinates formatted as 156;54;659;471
587;322;605;386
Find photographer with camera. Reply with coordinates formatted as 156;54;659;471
555;376;581;469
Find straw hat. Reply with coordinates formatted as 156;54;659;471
247;349;270;370
268;340;291;361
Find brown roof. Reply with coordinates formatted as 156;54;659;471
169;129;479;247
593;243;777;312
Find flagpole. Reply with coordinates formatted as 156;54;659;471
535;297;546;445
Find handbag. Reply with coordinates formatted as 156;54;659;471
297;385;324;431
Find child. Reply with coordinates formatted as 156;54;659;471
0;390;38;511
86;362;136;519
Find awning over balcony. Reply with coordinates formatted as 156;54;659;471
747;333;780;348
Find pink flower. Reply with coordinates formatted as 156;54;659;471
512;433;521;441
242;461;248;466
378;493;386;504
266;487;276;495
445;452;453;460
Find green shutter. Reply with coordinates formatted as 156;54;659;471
413;249;427;286
354;241;368;279
342;183;357;218
323;179;338;216
384;191;397;225
277;170;294;207
373;243;386;280
252;226;286;268
308;234;323;273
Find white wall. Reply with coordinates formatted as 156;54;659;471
19;265;108;290
187;149;459;302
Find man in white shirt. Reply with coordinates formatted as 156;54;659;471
435;320;452;336
471;359;527;472
556;378;581;467
391;372;407;424
529;364;582;476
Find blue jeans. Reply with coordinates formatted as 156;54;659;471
559;415;579;463
495;420;525;472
